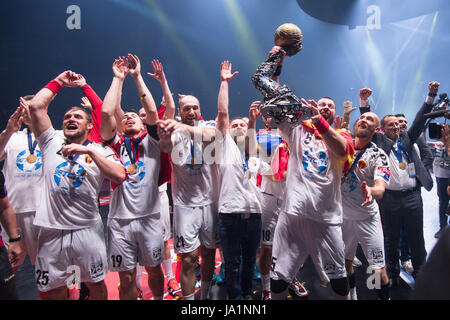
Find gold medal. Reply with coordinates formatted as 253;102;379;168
26;154;37;163
127;164;138;175
399;162;407;170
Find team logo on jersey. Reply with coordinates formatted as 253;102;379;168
54;161;86;191
357;160;367;170
302;148;328;175
123;160;145;182
185;145;204;170
16;150;42;172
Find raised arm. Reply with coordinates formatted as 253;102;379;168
28;71;80;137
247;101;262;155
216;61;239;136
147;59;175;120
127;54;159;125
0;106;24;160
101;58;128;141
359;88;372;114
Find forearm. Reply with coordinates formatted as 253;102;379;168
247;120;258;155
217;81;230;135
159;79;176;120
0;128;14;160
370;181;387;199
133;75;158;125
88;149;126;184
0;201;19;239
315;117;348;157
29;82;58;137
100;77;122;141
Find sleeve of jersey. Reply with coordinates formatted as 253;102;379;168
374;150;391;183
273;143;289;181
82;84;103;143
337;130;355;174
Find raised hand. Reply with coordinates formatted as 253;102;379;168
55;70;80;87
249;101;262;123
147;59;166;83
71;74;87;87
6;105;24;133
428;81;440;95
112;57;129;80
359;88;372;101
127;53;141;78
301;98;320;123
268;46;286;65
220;60;239;82
80;96;92;111
343;100;356;114
361;181;373;206
334;115;344;130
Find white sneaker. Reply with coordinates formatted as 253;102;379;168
401;260;414;275
352;256;362;268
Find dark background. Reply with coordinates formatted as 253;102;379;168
1;0;450;132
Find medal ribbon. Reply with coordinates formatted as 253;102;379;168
27;131;38;155
392;140;409;163
124;136;142;165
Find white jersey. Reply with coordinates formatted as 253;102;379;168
2;129;43;214
342;142;391;220
170;126;218;207
216;133;261;214
108;131;161;221
279;123;353;224
429;141;450;178
34;127;120;230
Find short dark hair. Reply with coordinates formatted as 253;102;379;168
395;113;406;118
66;106;92;124
381;114;396;127
124;108;139;115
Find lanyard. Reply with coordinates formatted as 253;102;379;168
27;130;37;155
343;141;369;180
124;136;142;165
392;140;408;163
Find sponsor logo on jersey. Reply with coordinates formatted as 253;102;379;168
302;148;328;175
376;166;390;181
16;149;42;172
54;161;86;190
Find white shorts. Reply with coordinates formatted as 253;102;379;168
160;190;171;242
35;220;108;292
173;203;219;254
107;214;164;271
342;214;385;269
260;193;282;246
1;211;39;266
271;212;347;283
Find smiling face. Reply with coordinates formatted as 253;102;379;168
317;97;336;125
62;107;92;142
381;115;400;141
178;95;201;126
121;111;144;137
354;112;380;138
397;116;408;133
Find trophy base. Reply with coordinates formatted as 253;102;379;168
261;96;311;128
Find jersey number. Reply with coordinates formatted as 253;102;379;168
36;270;49;286
111;255;122;268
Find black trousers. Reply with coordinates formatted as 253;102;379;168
381;188;427;279
0;245;18;300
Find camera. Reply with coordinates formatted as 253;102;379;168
429;122;444;140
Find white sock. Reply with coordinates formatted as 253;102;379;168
162;258;173;281
200;281;211;300
261;274;271;292
183;293;195;300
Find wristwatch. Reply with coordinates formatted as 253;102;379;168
9;235;21;242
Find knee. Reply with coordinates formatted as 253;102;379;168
330;277;350;297
181;252;198;270
119;270;136;289
270;278;289;294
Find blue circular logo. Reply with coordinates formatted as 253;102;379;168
54;161;86;190
124;160;146;181
302;148;328;175
16;150;42;172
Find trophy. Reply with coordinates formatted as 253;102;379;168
252;23;310;128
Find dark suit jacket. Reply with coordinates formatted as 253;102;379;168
364;102;434;191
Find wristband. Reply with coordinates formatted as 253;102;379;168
44;80;63;94
315;116;330;134
9;235;21;243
